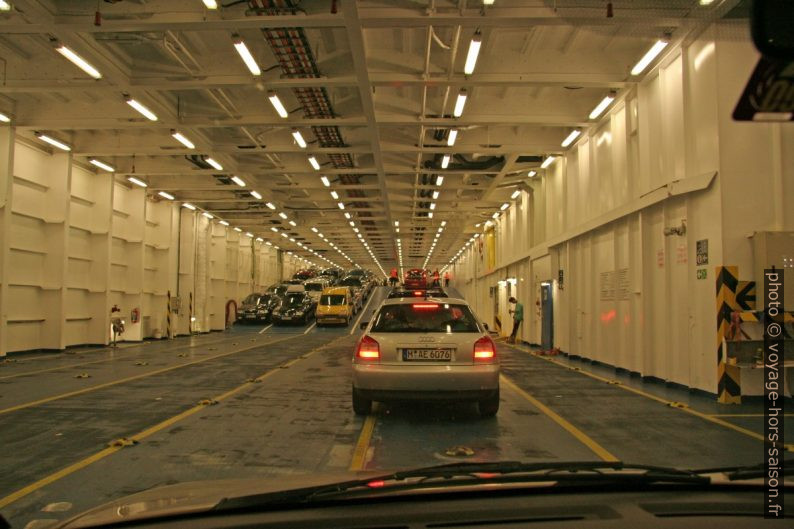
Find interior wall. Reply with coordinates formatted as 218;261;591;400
0;135;283;354
450;26;788;394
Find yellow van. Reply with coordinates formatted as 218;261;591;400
316;287;355;326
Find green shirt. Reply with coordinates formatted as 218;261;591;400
512;302;524;322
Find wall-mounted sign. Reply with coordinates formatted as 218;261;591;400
676;244;688;264
617;268;630;300
558;269;564;290
600;271;615;301
697;268;707;280
657;249;665;268
696;239;708;265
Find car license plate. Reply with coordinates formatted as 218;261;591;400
245;314;256;319
402;348;453;361
281;316;292;320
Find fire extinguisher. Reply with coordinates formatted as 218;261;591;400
131;308;140;324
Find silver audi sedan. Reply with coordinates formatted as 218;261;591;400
352;297;500;417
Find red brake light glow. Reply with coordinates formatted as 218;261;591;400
413;291;424;296
473;336;496;362
357;335;380;360
367;480;386;488
412;303;439;310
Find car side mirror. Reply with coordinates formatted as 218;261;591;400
359;321;369;330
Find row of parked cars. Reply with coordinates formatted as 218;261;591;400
236;267;380;327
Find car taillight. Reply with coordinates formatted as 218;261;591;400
413;291;424;296
473;336;496;362
356;335;380;360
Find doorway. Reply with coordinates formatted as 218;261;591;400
541;282;554;350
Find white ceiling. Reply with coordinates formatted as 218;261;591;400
0;0;744;273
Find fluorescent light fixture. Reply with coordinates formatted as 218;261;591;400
441;155;450;169
205;157;223;170
55;44;102;79
202;0;218;8
36;133;71;151
281;232;288;238
289;238;295;242
699;0;715;4
349;221;355;227
344;212;351;219
500;203;510;211
589;95;615;120
432;190;440;199
219;220;229;226
436;175;444;186
271;227;279;232
429;202;436;210
182;203;197;210
320;176;330;187
289;220;297;226
330;190;339;200
541;156;555;169
202;211;214;219
278;212;288;220
230;175;246;187
158;191;175;200
308;156;321;170
0;1;10;11
291;129;307;148
561;129;581;148
268;91;288;118
353;227;359;233
528;170;537;177
250;190;262;199
265;202;276;210
485;220;493;227
631;40;669;76
171;130;195;149
338;202;345;210
234;227;242;232
127;177;148;188
0;112;10;122
246;232;254;238
311;227;318;233
125;98;158;121
453;89;468;117
464;32;482;75
511;189;521;199
232;36;261;76
441;220;447;227
447;129;458;146
89;159;115;172
265;241;273;246
492;212;499;219
256;237;263;242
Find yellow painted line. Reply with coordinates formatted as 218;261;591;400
349;414;377;471
0;334;251;381
0;333;301;416
0;337;343;510
501;375;619;462
514;346;786;450
0;446;123;510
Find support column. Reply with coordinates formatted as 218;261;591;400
0;126;14;356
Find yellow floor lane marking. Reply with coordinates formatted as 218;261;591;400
349;413;377;471
0;333;259;381
0;339;342;510
501;375;619;462
512;346;792;451
0;333;306;416
706;413;794;418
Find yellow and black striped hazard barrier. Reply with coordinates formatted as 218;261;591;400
716;266;741;404
166;290;172;339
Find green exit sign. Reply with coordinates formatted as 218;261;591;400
697;269;707;280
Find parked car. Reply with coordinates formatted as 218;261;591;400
337;275;367;303
284;278;305;286
303;278;329;304
237;293;276;323
387;287;447;299
293;269;316;281
352;296;499;417
320;268;342;284
315;287;356;326
266;284;289;299
403;268;428;289
272;291;315;325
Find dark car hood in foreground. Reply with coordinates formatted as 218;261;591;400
53;473;379;529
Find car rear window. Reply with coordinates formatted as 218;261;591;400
371;303;480;333
339;278;362;287
305;283;323;291
283;294;305;306
320;294;346;305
